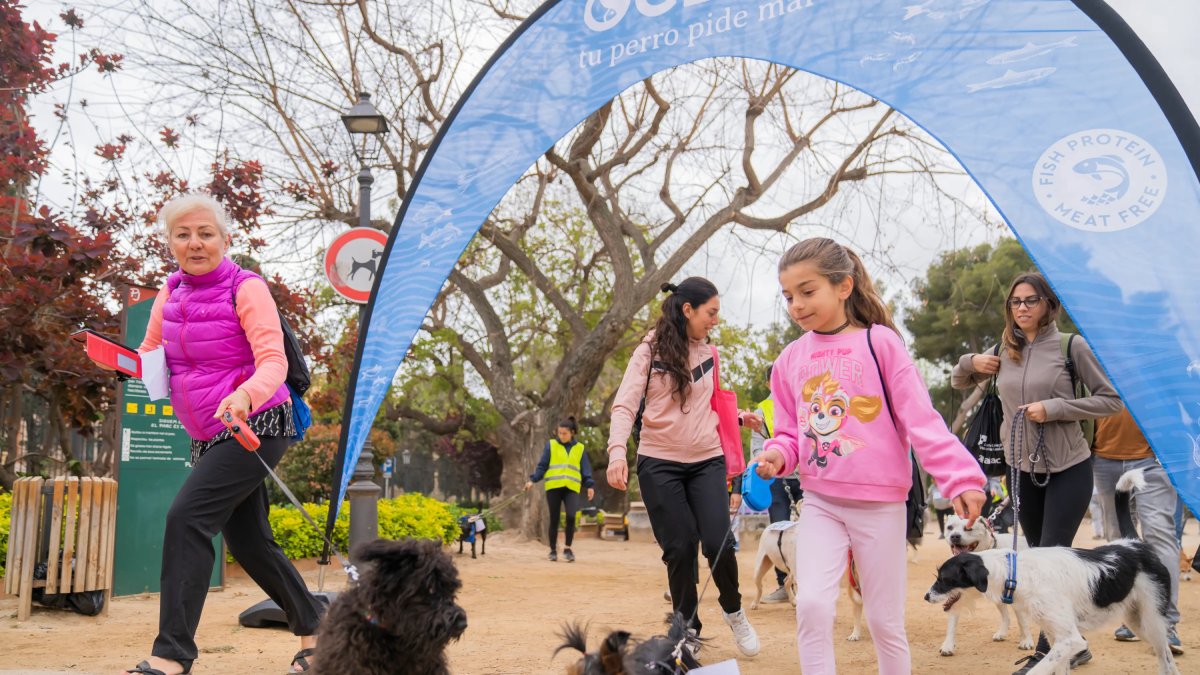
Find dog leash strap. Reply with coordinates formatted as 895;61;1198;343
1002;550;1017;604
252;450;360;582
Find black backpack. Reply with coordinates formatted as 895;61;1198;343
231;286;310;397
279;313;310;397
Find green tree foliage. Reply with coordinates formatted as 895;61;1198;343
904;238;1076;427
907;238;1035;364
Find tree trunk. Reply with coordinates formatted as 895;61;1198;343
0;385;18;489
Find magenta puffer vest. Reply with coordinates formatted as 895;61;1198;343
161;258;289;441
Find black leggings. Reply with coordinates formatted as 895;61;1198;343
546;486;579;550
637;455;740;634
1016;456;1094;548
1015;455;1093;654
153;436;321;663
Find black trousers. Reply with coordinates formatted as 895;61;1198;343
152;436;322;663
637;455;740;634
768;477;802;586
1017;456;1094;548
546;486;579;550
1016;455;1094;654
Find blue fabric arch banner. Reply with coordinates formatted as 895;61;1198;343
327;0;1200;533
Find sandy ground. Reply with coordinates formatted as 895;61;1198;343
2;520;1198;675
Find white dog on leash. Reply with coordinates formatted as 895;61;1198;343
749;520;799;609
926;540;1180;675
936;514;1033;656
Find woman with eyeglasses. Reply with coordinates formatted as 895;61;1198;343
951;271;1122;674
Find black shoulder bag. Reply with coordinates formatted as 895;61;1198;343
865;326;927;541
962;344;1006;476
630;345;654;447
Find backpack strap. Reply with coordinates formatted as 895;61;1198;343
1061;332;1080;396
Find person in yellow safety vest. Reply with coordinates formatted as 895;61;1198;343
524;416;595;562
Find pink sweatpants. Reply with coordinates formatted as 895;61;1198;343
792;492;910;675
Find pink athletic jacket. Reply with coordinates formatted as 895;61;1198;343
606;333;723;464
764;325;984;503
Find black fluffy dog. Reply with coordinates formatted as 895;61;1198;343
557;613;702;674
312;538;467;675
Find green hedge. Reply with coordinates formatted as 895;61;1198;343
0;490;10;578
229;493;462;563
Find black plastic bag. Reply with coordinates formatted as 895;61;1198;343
31;560;105;616
963;381;1006;477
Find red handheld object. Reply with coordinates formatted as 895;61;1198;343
71;329;141;378
222;411;261;451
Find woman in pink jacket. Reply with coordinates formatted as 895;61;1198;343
756;238;985;674
606;277;761;658
96;194;321;675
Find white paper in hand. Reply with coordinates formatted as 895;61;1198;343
140;347;170;400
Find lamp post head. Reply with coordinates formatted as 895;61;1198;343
341;91;389;135
342;91;389;164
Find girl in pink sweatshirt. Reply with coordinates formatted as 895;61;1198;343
755;238;986;674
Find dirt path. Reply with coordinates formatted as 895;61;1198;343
2;522;1196;674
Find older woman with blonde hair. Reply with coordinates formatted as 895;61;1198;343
89;193;321;675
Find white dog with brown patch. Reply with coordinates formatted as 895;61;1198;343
749;519;799;609
936;514;1033;656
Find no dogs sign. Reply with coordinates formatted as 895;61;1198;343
324;227;388;303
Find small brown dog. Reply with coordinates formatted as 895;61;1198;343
1182;549;1194;582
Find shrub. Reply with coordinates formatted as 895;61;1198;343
0;490;10;578
378;493;460;546
227;493;459;563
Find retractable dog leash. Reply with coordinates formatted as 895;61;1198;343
221;410;361;584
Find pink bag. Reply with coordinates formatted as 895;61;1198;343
710;346;745;479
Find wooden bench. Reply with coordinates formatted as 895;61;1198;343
598;510;628;540
4;477;118;621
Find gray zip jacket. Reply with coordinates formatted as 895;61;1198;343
951;323;1123;474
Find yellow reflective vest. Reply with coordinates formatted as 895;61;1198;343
758;398;775;439
545;440;585;493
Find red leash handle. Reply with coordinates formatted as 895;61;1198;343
222;410;261;451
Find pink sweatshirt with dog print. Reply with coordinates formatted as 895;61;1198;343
763;325;984;503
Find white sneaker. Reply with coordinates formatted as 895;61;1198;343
761;585;789;604
722;608;760;656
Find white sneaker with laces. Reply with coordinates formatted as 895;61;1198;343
761;585;790;604
722;609;760;656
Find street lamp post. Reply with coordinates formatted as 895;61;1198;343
341;91;389;561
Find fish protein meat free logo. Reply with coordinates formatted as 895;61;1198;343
1032;128;1167;232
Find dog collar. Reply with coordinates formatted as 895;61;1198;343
1002;550;1018;605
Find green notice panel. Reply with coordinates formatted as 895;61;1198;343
113;285;222;596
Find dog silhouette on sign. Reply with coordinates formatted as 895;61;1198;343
349;249;383;282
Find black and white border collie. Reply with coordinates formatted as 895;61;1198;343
925;539;1179;674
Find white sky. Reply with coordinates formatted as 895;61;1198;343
24;0;1200;336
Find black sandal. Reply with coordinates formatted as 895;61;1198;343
126;660;191;675
288;647;316;672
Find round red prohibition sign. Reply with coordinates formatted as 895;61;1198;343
324;227;389;303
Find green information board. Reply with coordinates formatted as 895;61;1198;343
113;285;222;596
